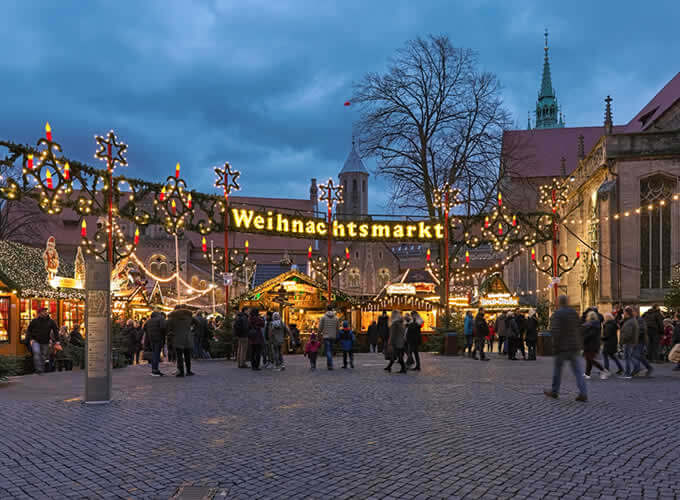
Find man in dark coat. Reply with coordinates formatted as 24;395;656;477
377;311;389;353
167;305;197;377
473;308;490;361
525;309;539;360
367;321;379;353
642;304;664;363
27;307;59;374
545;295;587;402
144;310;166;376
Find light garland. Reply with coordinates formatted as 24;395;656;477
128;253;215;294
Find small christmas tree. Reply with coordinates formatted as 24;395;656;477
210;316;234;359
664;269;680;314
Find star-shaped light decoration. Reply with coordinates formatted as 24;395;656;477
214;161;241;196
318;178;343;210
94;130;128;170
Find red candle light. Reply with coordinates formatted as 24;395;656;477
497;222;503;235
531;248;536;261
201;237;207;253
45;122;52;142
345;247;350;260
512;215;517;226
134;228;140;245
187;193;192;209
45;169;53;189
63;162;70;181
245;240;249;255
175;162;180;179
484;216;489;229
497;192;502;206
307;245;312;259
27;154;33;170
81;220;87;237
160;186;166;202
465;251;470;264
171;200;177;215
576;248;580;259
426;248;431;262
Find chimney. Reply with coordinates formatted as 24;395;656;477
577;134;585;160
560;157;567;177
604;95;613;134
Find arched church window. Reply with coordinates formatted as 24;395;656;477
149;254;169;278
348;267;361;288
640;175;675;289
377;268;391;289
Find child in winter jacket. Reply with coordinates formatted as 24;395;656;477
304;333;321;370
338;321;356;369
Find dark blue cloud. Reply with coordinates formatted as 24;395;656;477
1;0;678;212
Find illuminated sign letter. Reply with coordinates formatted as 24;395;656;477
347;222;357;238
406;225;417;238
305;220;316;235
372;224;390;238
434;224;444;240
359;224;369;238
231;209;254;229
393;225;404;238
418;222;432;239
276;213;289;233
292;219;304;233
266;211;274;231
332;220;346;238
253;215;265;230
316;222;327;236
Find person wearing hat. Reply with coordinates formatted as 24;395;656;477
26;307;59;374
338;320;355;369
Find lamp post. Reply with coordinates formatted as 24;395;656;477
432;183;461;320
214;162;240;317
318;178;343;304
202;237;252;315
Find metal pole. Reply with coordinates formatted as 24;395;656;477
444;191;450;319
210;240;216;314
107;144;113;263
174;232;181;305
552;189;558;304
224;179;230;318
327;190;332;304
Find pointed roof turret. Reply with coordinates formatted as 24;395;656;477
340;137;369;175
539;29;555;99
534;29;564;129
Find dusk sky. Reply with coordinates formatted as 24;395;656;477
1;1;678;213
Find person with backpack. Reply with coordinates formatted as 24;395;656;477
234;308;250;368
338;321;355;369
269;312;289;370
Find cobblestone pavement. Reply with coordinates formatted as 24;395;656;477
0;353;678;499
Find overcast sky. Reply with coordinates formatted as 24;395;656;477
1;0;678;213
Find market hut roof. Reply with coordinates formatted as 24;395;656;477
0;240;84;299
237;269;354;304
477;272;512;297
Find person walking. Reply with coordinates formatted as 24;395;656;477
525;309;538;360
582;310;608;379
507;311;518;360
269;312;289;370
144;309;167;376
495;311;507;354
318;305;339;370
338;321;355;369
248;309;265;370
234;308;250;368
672;313;680;371
473;308;490;361
463;310;474;357
367;320;378;353
385;310;407;373
262;311;274;369
406;310;423;371
544;295;587;402
377;310;389;353
621;306;639;379
26;307;59;375
123;319;138;366
633;308;653;377
661;318;673;362
601;312;623;375
514;309;527;360
642;304;664;363
304;333;321;370
167;305;196;377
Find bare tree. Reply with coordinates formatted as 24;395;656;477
352;35;513;219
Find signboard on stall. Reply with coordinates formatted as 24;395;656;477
479;293;519;308
386;284;416;295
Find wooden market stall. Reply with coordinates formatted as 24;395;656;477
468;273;521;322
0;240;85;357
237;269;353;334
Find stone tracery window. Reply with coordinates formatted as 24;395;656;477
377;268;391;289
640;175;675;289
149;254;169;278
347;267;361;288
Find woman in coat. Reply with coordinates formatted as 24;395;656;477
367;321;379;353
167;306;196;377
406;310;423;371
385;310;407;373
582;310;607;379
601;312;623;375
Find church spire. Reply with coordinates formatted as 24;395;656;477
534;29;564;129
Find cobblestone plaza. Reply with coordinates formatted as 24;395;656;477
0;354;678;499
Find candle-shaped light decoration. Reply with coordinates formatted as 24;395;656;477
187;193;192;209
245;240;249;255
497;222;503;235
465;251;470;264
134;228;140;245
45;169;53;189
484;216;489;229
576;248;580;259
45;122;52;141
27;154;33;170
512;214;517;226
201;237;207;253
175;162;180;179
345;247;350;260
531;248;536;261
160;186;166;202
63;162;70;181
171;199;177;215
307;245;312;259
81;220;87;237
498;192;502;206
426;248;431;262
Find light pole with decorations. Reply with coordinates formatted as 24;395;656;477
318;178;344;304
214;162;240;317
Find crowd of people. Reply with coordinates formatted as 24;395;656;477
24;307;85;374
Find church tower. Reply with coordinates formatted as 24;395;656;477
534;29;565;129
338;138;369;219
